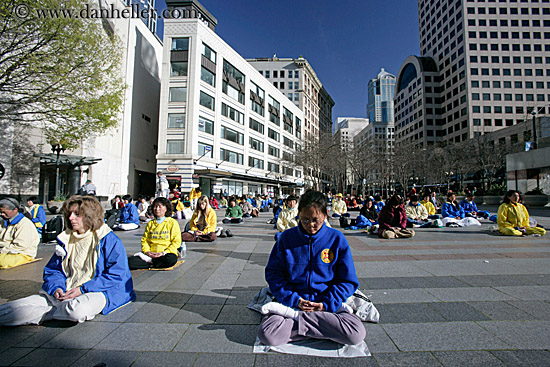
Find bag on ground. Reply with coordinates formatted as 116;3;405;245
42;215;64;243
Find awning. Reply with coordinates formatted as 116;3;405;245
34;153;102;166
194;169;233;178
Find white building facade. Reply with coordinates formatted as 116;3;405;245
157;0;304;198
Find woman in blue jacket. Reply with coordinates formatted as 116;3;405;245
441;192;465;219
0;196;135;326
114;194;140;231
258;190;366;346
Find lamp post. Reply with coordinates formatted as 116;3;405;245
51;144;66;199
445;171;454;193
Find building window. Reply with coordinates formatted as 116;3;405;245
167;113;185;129
221;125;244;145
220;148;243;165
199;91;215;110
269;96;280;125
248;156;264;170
222;60;245;104
198;116;213;134
250;81;265;116
171;38;189;51
202;43;216;63
167;140;185;154
283;166;293;176
249;137;264;152
268;128;280;142
249;118;264;134
170;62;188;77
268;145;280;158
283;136;293;149
221;103;244;124
268;162;280;173
198;142;213;158
201;66;215;86
169;87;187;102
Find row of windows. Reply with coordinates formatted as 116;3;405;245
471;65;550;76
469;43;548;51
468;18;549;27
259;70;300;79
272;81;300;89
468;31;550;40
467;6;549;15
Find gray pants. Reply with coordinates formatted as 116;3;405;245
258;311;366;346
0;290;106;326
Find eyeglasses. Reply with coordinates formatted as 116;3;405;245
300;218;323;225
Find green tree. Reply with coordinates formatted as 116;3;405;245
0;0;125;149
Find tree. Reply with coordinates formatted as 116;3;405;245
0;0;125;149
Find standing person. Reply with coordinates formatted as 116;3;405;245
78;180;97;195
156;172;169;198
26;196;47;238
128;197;182;269
182;195;217;242
189;186;202;210
429;191;440;212
497;190;546;236
113;195;139;231
378;195;415;239
258;190;366;346
222;199;243;224
0;196;135;325
0;198;40;269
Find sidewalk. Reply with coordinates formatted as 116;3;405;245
1;208;550;366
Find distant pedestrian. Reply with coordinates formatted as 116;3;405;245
78;180;96;195
156;172;169;198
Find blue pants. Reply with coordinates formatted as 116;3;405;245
428;214;440;219
407;218;432;228
332;213;350;218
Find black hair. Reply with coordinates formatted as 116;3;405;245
297;190;328;215
374;195;381;202
286;195;298;203
502;190;519;204
122;194;132;202
409;194;419;202
152;197;172;217
447;192;455;199
27;196;38;203
387;194;403;207
137;194;145;201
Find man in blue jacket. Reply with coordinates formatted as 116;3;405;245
114;194;140;231
26;196;47;238
459;192;490;219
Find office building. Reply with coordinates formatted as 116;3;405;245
394;0;550;147
157;0;304;197
367;68;396;123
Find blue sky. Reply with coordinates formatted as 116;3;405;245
155;0;420;121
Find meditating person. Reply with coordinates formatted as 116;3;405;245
114;194;140;231
0;196;135;325
26;196;47;238
128;197;182;269
240;195;257;218
405;195;432;228
0;198;40;269
137;195;151;222
460;192;489;219
219;196;228;208
441;192;465;219
358;199;378;226
497;190;546;236
373;195;385;213
275;195;298;240
210;196;219;210
420;193;440;219
331;194;350;218
223;199;243;224
258;190;366;346
182;195;217;242
377;195;415;239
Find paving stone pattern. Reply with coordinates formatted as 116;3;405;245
1;206;550;366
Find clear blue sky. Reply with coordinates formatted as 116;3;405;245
155;0;420;121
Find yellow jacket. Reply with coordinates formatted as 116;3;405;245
277;206;299;232
171;199;184;212
0;214;39;258
333;200;347;215
189;208;217;234
189;188;202;200
420;200;436;215
141;217;182;255
497;202;530;229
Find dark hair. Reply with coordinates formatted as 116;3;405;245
122;194;132;202
152;197;172;217
27;196;38;203
297;190;328;215
286;195;298;203
137;194;145;201
387;194;403;207
422;193;430;200
447;192;455;199
374;195;381;202
410;195;419;202
502;190;519;204
63;195;104;231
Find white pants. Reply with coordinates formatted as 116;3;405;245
0;290;106;326
116;222;139;231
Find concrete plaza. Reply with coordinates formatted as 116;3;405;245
1;205;550;366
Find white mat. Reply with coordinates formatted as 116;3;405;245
253;337;371;358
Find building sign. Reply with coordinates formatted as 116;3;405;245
167;165;179;172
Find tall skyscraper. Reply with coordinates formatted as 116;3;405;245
394;0;550;147
367;68;396;123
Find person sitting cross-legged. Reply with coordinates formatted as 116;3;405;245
222;199;243;224
460;192;490;219
497;190;546;237
405;195;433;228
128;197;182;270
0;196;135;325
275;195;298;241
331;194;350;218
0;198;40;269
420;194;440;219
26;196;46;239
441;192;465;220
113;195;139;231
258;190;366;347
182;195;217;242
378;195;415;239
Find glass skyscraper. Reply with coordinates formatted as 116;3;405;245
367;68;396;123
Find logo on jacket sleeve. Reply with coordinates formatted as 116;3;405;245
321;249;334;263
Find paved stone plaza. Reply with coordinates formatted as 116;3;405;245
1;206;550;366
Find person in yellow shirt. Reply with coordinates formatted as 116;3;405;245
128;197;182;269
189;186;202;210
182;195;217;242
275;195;298;240
331;194;350;218
420;193;440;219
497;190;546;236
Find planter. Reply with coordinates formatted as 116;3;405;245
522;195;549;207
483;196;502;205
47;201;64;214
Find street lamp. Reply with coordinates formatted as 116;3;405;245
51;144;66;199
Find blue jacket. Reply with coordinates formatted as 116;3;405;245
374;201;385;213
265;223;359;313
442;202;465;219
459;199;478;214
354;214;372;228
29;205;47;234
120;202;139;225
42;228;136;314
